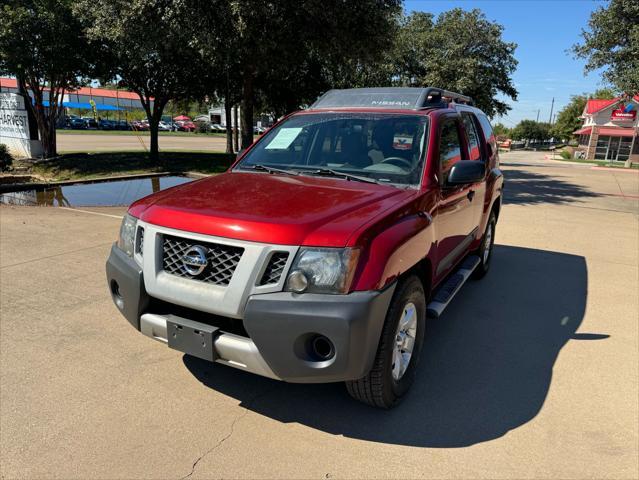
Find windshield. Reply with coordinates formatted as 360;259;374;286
236;113;429;187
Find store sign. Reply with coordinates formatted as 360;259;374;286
0;93;29;139
0;92;42;158
611;109;636;122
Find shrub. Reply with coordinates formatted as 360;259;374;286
0;144;14;172
560;150;571;160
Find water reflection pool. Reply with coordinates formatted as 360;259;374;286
0;176;193;207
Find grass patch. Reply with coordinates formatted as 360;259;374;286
28;151;234;181
551;156;639;169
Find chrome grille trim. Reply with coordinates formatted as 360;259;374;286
162;234;244;286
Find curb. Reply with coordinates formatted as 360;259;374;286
591;166;639;174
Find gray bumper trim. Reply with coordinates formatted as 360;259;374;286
243;286;396;383
140;313;279;379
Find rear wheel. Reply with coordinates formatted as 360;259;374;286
472;211;496;279
346;275;426;408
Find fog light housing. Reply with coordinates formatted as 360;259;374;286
286;270;308;293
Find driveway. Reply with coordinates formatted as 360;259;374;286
1;151;637;479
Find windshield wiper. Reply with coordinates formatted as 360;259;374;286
244;164;299;176
305;168;380;184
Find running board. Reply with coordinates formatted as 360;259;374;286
427;255;480;318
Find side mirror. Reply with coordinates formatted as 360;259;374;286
236;148;247;160
447;160;485;185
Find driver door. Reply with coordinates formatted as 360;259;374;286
434;115;477;281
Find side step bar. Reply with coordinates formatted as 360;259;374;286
427;255;480;318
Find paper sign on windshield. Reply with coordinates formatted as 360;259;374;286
393;134;413;150
265;128;303;150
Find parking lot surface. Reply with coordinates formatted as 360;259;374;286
1;151;637;479
57;133;229;153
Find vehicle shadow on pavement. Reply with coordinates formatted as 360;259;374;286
184;245;596;448
503;169;601;206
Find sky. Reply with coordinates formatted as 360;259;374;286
404;0;608;126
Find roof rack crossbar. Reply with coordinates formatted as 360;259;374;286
309;87;473;110
417;87;473;108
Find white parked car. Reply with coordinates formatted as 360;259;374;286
210;123;226;133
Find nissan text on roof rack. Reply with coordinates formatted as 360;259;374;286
106;87;504;408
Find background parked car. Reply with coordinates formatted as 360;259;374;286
210;123;226;133
82;117;98;129
98;119;115;130
175;120;196;132
158;121;173;132
67;117;86;129
193;114;210;123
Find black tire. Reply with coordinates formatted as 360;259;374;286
345;275;426;409
472;211;496;279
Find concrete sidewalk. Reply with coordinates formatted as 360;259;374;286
1;151;637;479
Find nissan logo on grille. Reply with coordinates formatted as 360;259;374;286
181;245;208;276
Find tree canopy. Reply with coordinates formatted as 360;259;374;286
75;0;231;162
0;0;97;157
379;9;518;117
1;1;522;159
573;0;639;94
511;120;551;142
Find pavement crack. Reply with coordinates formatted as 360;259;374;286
179;384;280;479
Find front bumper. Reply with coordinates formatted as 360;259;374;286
106;244;395;383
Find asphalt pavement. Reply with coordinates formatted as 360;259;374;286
1;151;637;479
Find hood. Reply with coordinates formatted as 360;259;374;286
129;171;415;246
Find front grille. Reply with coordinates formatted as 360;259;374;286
259;252;289;285
136;227;144;256
162;234;244;286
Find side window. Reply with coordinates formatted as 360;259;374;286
439;119;463;182
462;113;481;161
476;113;497;157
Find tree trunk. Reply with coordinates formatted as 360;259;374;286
233;104;239;152
224;97;234;154
21;80;56;158
240;72;254;149
149;118;160;164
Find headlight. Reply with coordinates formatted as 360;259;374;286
285;248;359;294
117;213;138;257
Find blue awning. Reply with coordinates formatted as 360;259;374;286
39;100;123;110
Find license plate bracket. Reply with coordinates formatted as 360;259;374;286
166;315;218;362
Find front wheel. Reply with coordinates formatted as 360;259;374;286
472;211;496;279
346;275;426;409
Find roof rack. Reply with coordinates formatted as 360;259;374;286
309;87;473;110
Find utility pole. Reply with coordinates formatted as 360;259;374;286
548;97;555;124
536;109;540;122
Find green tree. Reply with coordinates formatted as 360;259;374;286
0;0;96;157
492;123;511;139
592;88;617;100
573;0;639;94
511;120;551;143
551;95;588;141
75;0;229;163
384;9;518;117
227;0;401;149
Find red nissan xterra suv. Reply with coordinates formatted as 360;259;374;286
106;87;503;408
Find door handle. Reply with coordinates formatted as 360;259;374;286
467;190;475;201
